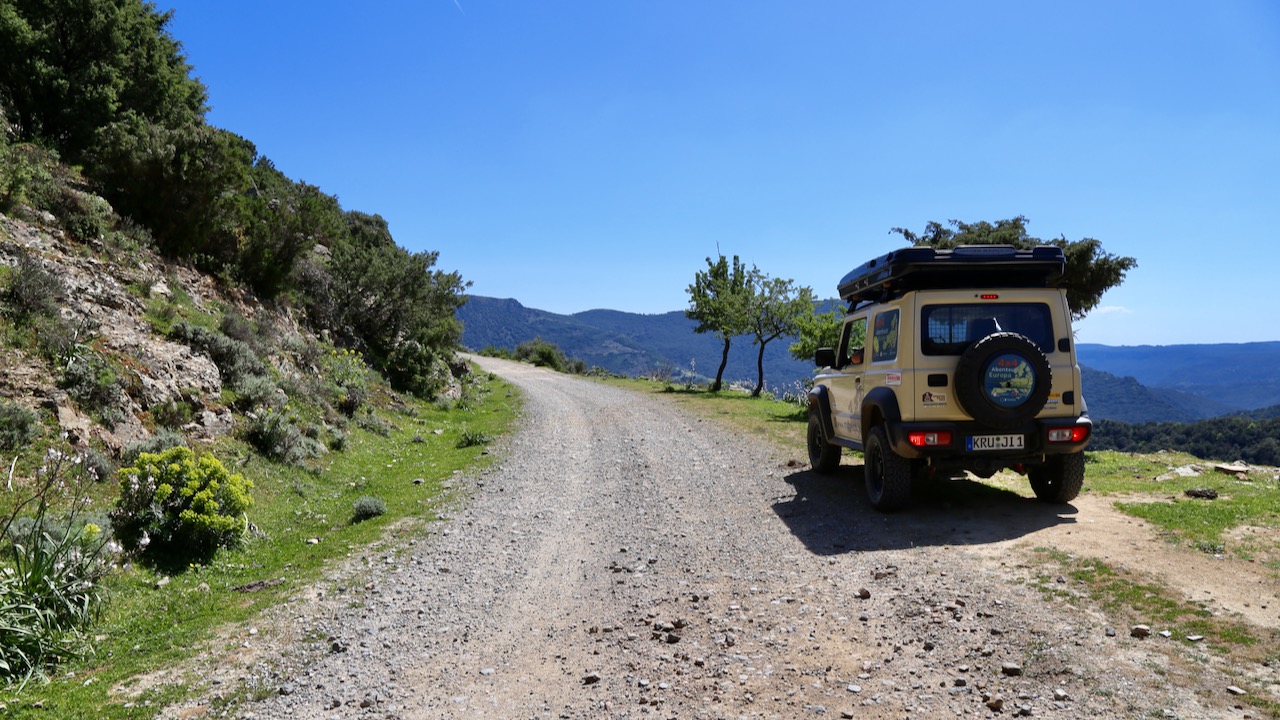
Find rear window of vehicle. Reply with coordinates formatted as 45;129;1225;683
921;303;1053;356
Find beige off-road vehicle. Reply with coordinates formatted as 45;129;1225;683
807;244;1091;511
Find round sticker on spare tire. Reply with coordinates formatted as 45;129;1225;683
982;352;1036;408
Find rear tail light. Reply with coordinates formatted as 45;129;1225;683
1047;426;1089;443
908;431;952;447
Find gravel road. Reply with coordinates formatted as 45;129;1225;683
167;356;1260;720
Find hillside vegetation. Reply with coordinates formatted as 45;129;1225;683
0;0;492;700
1091;416;1280;466
0;0;466;396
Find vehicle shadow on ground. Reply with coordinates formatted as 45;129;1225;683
772;464;1077;555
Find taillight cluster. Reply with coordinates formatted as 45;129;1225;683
908;431;952;448
1047;426;1090;443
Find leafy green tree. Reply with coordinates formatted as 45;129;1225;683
0;0;207;163
890;216;1137;319
745;270;815;397
236;158;343;297
685;254;750;392
87;117;253;267
299;210;469;397
789;300;843;364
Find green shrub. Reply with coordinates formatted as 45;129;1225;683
122;429;186;466
456;427;491;449
0;143;57;215
60;348;125;426
49;185;113;243
32;314;82;363
1;252;63;323
0;449;111;685
110;446;253;569
350;496;386;524
320;347;370;416
80;447;115;484
0;400;40;452
245;409;323;466
385;340;452;400
354;408;393;438
169;321;266;387
150;398;193;429
514;338;567;372
329;428;348;452
231;374;281;410
219;310;272;357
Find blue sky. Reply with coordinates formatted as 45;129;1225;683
162;1;1280;346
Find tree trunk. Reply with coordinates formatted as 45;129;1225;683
712;337;731;392
753;340;767;397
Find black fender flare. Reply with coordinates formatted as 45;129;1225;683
807;386;835;442
861;386;902;440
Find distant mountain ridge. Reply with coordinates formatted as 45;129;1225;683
1077;342;1280;412
457;296;813;392
458;296;1280;420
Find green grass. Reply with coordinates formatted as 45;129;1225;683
0;370;519;719
1081;450;1280;558
600;377;808;450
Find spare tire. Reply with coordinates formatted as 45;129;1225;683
954;332;1052;429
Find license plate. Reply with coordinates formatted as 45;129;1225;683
967;434;1024;451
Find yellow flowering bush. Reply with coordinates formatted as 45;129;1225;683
110;446;253;568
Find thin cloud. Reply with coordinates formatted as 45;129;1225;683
1092;306;1133;316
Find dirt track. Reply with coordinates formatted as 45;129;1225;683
164;356;1276;719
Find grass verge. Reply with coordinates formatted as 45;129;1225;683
0;370;518;719
600;377;807;450
1028;547;1280;717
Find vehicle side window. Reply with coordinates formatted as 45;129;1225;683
872;309;900;362
839;317;868;367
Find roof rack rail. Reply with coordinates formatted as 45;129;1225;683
837;245;1065;305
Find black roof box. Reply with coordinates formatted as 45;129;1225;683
837;245;1065;304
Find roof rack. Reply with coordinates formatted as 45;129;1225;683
837;245;1065;305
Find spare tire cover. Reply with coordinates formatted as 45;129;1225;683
954;332;1052;429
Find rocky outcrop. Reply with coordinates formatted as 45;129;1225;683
0;212;249;453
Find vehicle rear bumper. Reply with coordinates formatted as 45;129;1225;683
884;416;1092;461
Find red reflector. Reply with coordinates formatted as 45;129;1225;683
980;293;999;300
908;431;951;447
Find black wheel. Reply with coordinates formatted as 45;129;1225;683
954;332;1052;430
1028;452;1085;503
864;425;912;511
807;411;841;474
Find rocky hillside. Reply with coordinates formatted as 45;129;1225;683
0;208;457;464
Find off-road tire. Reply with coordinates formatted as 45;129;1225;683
807;411;841;474
864;425;912;511
954;332;1053;430
1028;452;1085;503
